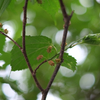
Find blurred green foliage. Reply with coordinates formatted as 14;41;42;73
0;0;11;16
0;0;100;100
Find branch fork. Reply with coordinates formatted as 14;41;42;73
0;0;74;100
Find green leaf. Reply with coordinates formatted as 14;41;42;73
0;34;5;53
62;53;77;71
37;0;60;20
0;0;11;16
66;33;100;49
11;36;56;71
82;33;100;45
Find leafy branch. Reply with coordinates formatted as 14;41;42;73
41;0;74;99
0;0;74;100
21;0;44;92
0;0;100;100
0;0;44;92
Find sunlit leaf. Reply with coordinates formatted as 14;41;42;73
11;36;56;71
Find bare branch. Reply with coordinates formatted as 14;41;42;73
41;0;74;99
22;0;44;92
22;0;28;52
59;0;68;22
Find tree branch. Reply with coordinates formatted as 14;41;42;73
22;0;44;92
0;31;22;50
59;0;68;22
41;0;74;99
22;0;28;52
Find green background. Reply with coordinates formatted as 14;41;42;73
0;0;100;100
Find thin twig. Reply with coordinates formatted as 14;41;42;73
34;53;59;74
0;31;22;50
22;0;28;52
48;53;59;60
59;0;68;22
34;60;47;73
41;0;74;99
22;0;44;92
22;0;33;77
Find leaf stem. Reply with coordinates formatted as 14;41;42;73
22;0;44;92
